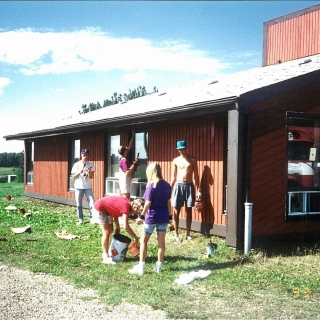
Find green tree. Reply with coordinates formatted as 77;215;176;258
78;85;159;114
15;152;24;182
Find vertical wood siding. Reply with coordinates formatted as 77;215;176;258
80;131;105;199
25;117;226;228
265;8;320;65
26;137;69;197
148;116;226;226
25;131;106;201
250;83;320;236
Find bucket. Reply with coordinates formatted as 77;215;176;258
195;201;204;213
108;234;131;262
128;242;140;257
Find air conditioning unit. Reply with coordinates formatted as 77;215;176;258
130;178;147;199
105;177;120;195
105;177;147;199
27;172;34;185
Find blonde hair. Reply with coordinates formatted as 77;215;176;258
131;198;145;214
146;162;163;184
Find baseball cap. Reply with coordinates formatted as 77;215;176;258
176;141;186;150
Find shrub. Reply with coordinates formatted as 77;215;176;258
0;176;7;183
15;167;24;183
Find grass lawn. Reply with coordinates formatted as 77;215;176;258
0;182;320;319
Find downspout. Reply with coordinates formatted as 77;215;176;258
236;101;253;254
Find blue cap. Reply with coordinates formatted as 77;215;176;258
81;149;89;154
176;140;186;150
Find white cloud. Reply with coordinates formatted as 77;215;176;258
0;28;230;77
123;69;146;82
0;77;10;95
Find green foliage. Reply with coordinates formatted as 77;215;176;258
14;167;24;183
0;152;24;167
0;176;7;183
79;86;159;114
0;152;24;183
1;183;320;319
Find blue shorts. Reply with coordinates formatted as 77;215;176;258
171;182;195;208
143;223;168;235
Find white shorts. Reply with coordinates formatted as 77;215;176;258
119;173;132;194
91;207;113;225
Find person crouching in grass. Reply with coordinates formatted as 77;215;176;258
92;195;144;264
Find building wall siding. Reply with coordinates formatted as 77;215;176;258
25;131;106;201
148;116;227;226
250;82;320;236
264;6;320;66
24;116;227;229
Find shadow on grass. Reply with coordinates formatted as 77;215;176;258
163;255;241;273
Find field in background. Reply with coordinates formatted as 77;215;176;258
0;167;16;177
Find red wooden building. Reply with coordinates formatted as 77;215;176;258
5;5;320;249
263;3;320;66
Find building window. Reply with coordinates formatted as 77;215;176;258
105;132;147;198
68;139;80;191
287;112;320;217
109;134;120;178
134;131;148;179
105;135;121;195
26;141;34;186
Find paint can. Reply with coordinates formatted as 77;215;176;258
128;242;140;257
195;201;204;213
108;233;131;262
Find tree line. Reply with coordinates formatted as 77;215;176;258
0;152;24;168
79;85;158;114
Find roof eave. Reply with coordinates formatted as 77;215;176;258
4;97;237;141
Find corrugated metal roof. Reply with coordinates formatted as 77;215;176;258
5;53;320;140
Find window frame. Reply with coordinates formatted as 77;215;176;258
105;130;148;198
286;111;320;219
26;141;34;186
68;138;80;191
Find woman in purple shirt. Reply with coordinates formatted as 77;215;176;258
129;162;171;275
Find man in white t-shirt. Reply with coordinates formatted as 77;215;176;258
71;149;95;224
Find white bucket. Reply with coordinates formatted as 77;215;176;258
108;234;131;262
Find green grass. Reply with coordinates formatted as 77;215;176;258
0;167;16;177
1;183;320;319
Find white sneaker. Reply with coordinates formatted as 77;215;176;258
77;219;84;225
154;262;162;273
186;236;192;241
174;236;181;243
103;256;116;265
128;264;144;275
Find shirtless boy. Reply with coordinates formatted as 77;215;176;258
171;140;199;242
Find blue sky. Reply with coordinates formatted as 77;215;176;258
1;1;319;152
